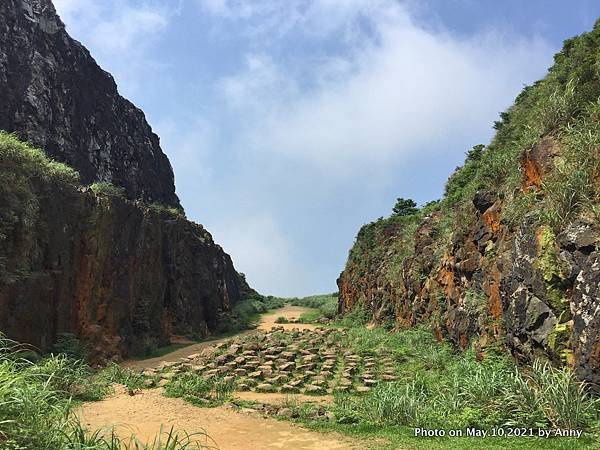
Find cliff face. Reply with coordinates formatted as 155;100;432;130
0;0;179;206
0;134;250;361
338;22;600;388
0;0;253;361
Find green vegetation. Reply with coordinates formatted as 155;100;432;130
290;293;339;322
89;182;126;197
53;332;88;360
217;292;285;332
340;19;600;348
0;334;211;449
148;202;187;219
392;198;418;217
164;373;235;407
0;131;80;185
0;132;79;285
439;21;600;230
283;324;600;450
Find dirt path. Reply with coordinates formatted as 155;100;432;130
122;333;251;371
82;306;362;449
257;305;318;331
79;387;356;450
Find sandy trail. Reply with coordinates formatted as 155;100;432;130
256;305;318;331
79;387;356;450
81;306;360;449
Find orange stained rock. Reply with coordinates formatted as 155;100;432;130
520;150;543;192
482;208;502;235
437;254;456;302
486;265;503;321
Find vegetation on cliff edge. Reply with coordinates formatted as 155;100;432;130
340;18;600;360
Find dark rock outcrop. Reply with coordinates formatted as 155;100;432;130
337;21;600;387
0;167;249;362
0;1;253;361
0;0;180;206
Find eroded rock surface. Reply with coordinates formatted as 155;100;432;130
0;0;179;206
0;177;250;362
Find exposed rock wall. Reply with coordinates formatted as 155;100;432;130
0;0;179;206
338;22;600;388
338;169;600;388
0;175;248;362
0;0;254;361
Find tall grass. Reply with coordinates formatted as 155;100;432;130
0;334;213;449
164;373;235;407
328;326;600;432
290;294;339;321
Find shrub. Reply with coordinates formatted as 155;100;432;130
148;202;187;219
89;181;125;197
0;131;79;185
217;293;286;333
291;293;338;321
52;332;87;360
392;198;418;217
165;372;234;407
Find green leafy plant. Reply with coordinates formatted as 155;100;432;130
392;198;418;217
89;181;126;197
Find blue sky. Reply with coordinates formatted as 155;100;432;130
53;0;599;297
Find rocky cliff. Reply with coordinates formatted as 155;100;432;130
0;0;253;361
0;0;179;206
338;21;600;388
0;134;251;362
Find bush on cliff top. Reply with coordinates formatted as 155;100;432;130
0;131;80;185
89;181;126;197
0;133;80;285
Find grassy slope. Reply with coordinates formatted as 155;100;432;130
343;20;600;310
277;320;600;449
290;294;339;321
334;20;600;449
0;334;214;449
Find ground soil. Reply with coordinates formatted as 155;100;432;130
256;305;318;331
79;306;361;449
79;386;356;450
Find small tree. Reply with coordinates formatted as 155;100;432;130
392;198;418;216
466;144;485;162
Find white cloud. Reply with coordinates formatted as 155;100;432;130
154;117;216;183
184;0;554;295
52;0;557;296
88;7;168;54
54;0;169;52
213;1;552;178
53;0;175;95
213;215;309;295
